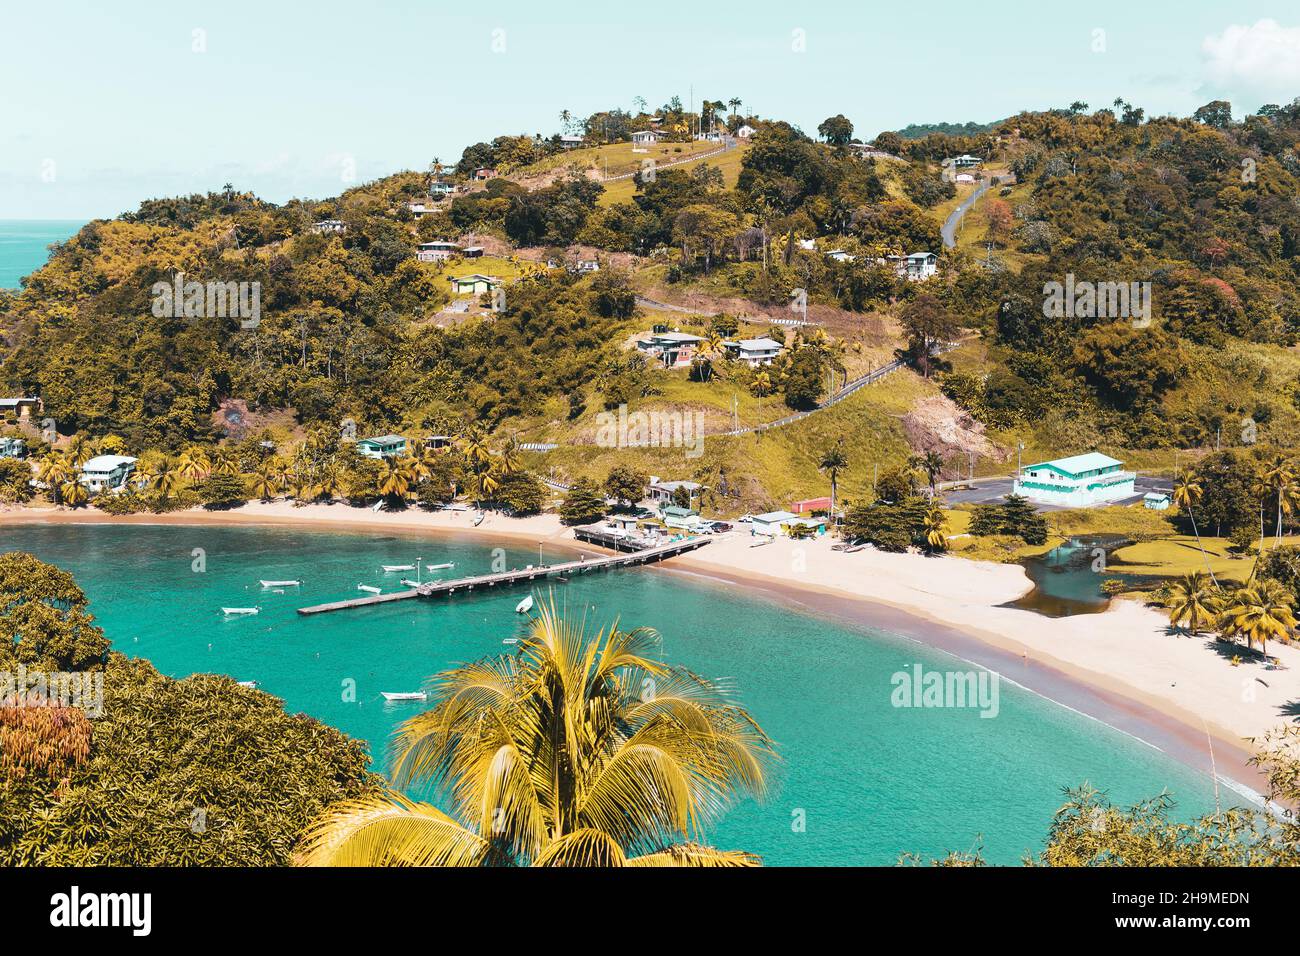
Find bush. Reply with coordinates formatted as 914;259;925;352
496;471;546;515
0;457;33;503
196;472;249;510
969;494;1048;545
559;478;607;525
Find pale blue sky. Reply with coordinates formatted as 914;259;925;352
2;0;1298;218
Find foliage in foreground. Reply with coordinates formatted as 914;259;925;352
299;599;775;866
0;553;382;865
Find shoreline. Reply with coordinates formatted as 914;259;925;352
5;502;1290;802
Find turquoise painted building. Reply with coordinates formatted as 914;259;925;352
1013;452;1135;507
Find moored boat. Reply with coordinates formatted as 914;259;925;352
357;584;382;594
259;579;301;588
381;691;427;702
222;606;260;616
516;594;534;614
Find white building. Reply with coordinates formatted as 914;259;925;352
0;436;24;458
636;331;705;368
1013;453;1136;508
736;124;757;139
646;478;702;507
904;252;938;280
311;220;346;234
80;455;137;493
1143;492;1171;511
724;337;783;367
559;134;585;149
751;510;798;536
417;241;460;262
631;130;659;146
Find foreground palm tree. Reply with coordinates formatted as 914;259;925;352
143;456;184;500
1173;471;1217;588
299;601;775;866
1165;572;1221;637
922;505;948;553
1219;582;1296;659
1260;454;1298;547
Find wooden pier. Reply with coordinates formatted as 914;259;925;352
296;536;711;616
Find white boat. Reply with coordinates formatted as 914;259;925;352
259;579;301;588
515;594;534;614
357;584;382;594
371;500;384;512
502;638;519;645
222;606;260;616
473;512;485;526
400;579;421;588
381;691;428;702
382;564;415;572
237;680;259;689
426;562;455;572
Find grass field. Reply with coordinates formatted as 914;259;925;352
517;139;725;180
598;144;749;206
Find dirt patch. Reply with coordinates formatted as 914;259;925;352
901;394;1009;474
211;399;301;442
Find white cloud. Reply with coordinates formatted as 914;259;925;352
1202;19;1300;103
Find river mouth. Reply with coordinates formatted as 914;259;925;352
1005;534;1147;618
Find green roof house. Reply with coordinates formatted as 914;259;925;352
356;435;408;459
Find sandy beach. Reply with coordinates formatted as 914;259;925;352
7;500;1295;798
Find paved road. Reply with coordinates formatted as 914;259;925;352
941;474;1173;511
941;181;991;249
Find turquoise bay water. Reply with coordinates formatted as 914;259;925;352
0;219;84;288
0;523;1226;865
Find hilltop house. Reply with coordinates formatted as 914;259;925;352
417;241;460;262
0;397;40;420
448;274;501;296
474;167;496;181
428;181;455;198
1013;452;1136;507
951;154;983;168
631;130;659;146
736;124;757;139
636;330;705;368
0;437;25;458
559;134;585;149
356;435;408;459
723;337;783;367
80;455;137;493
825;248;855;263
311;220;346;234
407;201;436;217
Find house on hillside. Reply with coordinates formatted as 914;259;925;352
951;154;983;168
631;130;659;146
559;134;585;149
0;437;25;459
80;455;136;493
904;252;938;281
646;478;702;507
460;246;484;258
695;130;722;143
311;220;346;234
825;249;855;263
473;167;496;181
417;241;460;262
736;124;757;139
635;330;705;368
356;435;408;459
428;181;455;198
0;397;41;420
448;274;502;296
722;337;783;367
1013;452;1136;507
407;200;436;217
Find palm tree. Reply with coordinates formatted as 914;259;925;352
144;457;184;501
298;600;774;867
1219;582;1296;658
1260;454;1297;547
910;451;945;497
1173;470;1217;588
818;441;848;520
37;454;71;502
209;448;240;476
728;97;742;119
59;478;88;508
65;435;93;469
376;458;414;504
496;438;522;477
313;462;343;503
251;464;279;502
751;371;772;397
1165;572;1221;637
177;446;211;483
922;505;948;553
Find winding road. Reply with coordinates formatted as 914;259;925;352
940;181;991;249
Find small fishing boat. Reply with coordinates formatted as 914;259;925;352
515;594;534;614
371;500;384;512
381;691;428;702
222;606;260;616
502;638;519;645
381;564;415;572
400;579;421;588
259;579;301;588
237;680;259;689
473;512;485;526
426;562;455;572
357;584;382;595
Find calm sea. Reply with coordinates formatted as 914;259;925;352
0;219;84;289
0;523;1227;865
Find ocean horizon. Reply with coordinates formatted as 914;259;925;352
0;219;86;289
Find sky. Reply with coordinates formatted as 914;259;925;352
3;0;1300;219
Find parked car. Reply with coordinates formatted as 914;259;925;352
709;522;732;533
